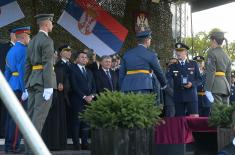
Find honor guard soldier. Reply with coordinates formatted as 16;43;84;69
119;30;167;93
205;31;231;104
230;72;235;104
24;14;56;155
193;56;211;116
4;26;31;153
167;43;201;116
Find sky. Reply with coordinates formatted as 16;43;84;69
192;2;235;43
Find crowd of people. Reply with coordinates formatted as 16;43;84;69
0;13;234;155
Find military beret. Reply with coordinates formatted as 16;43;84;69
175;42;190;51
210;31;224;40
58;45;72;52
11;26;31;35
193;56;205;62
136;30;152;39
35;14;54;24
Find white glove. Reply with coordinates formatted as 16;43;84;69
205;91;214;103
43;88;53;101
233;137;235;146
21;89;28;101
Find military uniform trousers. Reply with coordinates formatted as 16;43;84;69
5;90;27;152
25;85;52;155
198;94;211;117
175;101;198;116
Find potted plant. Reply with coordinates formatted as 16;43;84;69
208;103;235;151
81;90;162;155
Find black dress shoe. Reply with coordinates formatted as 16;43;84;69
81;144;89;150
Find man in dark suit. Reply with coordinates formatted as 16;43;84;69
70;52;96;150
94;55;119;94
0;29;16;72
119;30;167;93
0;29;16;139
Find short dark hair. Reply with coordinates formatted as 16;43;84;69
101;55;112;61
74;51;87;59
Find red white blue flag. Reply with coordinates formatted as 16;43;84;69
57;0;128;56
0;0;25;28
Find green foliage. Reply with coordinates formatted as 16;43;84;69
80;91;162;129
185;31;210;57
209;103;235;128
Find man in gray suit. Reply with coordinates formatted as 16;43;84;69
205;31;231;105
24;14;56;154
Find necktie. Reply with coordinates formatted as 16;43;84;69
82;67;87;79
66;61;70;66
106;70;113;90
181;61;184;66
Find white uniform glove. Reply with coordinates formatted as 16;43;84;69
205;91;214;103
43;88;53;101
21;89;28;101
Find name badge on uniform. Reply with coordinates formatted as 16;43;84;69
181;75;188;85
173;70;178;76
188;68;194;74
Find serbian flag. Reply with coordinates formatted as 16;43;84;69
57;0;128;56
0;0;25;28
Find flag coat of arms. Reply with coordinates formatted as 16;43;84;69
57;0;128;56
0;0;25;28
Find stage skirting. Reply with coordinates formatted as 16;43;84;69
155;116;216;144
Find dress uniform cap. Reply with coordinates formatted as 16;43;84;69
11;26;31;35
175;42;189;51
35;14;54;24
58;45;72;52
210;31;224;40
136;30;152;39
193;56;204;62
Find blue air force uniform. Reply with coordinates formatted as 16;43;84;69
4;26;30;153
197;73;211;116
193;56;212;116
167;43;201;116
119;31;167;92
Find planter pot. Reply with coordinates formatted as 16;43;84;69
217;127;235;151
91;128;154;155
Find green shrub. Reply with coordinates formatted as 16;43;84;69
80;91;162;129
209;103;235;128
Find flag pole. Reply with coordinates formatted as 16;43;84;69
0;71;51;155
